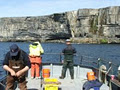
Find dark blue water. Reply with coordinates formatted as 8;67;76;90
0;42;120;63
0;42;120;75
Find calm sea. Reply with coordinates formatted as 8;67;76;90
0;42;120;75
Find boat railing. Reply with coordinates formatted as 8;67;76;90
41;53;120;88
41;53;119;76
97;58;119;76
0;53;119;89
0;53;119;76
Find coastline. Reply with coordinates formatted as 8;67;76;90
0;37;120;44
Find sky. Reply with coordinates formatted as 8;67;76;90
0;0;120;17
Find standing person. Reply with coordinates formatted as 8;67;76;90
59;39;76;79
29;41;44;79
3;44;31;90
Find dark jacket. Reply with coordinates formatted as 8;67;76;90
3;49;31;68
62;44;76;61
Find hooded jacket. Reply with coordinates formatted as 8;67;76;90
29;42;44;56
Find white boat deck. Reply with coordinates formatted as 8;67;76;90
26;77;109;90
16;65;109;90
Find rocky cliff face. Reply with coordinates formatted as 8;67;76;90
0;6;120;43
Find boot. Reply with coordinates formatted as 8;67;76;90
59;76;64;79
71;76;74;79
59;69;66;79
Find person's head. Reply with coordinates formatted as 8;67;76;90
32;41;40;46
10;44;20;57
32;42;38;46
118;66;120;71
66;39;71;45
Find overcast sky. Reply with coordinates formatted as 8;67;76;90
0;0;120;17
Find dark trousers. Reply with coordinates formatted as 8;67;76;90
61;61;74;78
6;75;27;90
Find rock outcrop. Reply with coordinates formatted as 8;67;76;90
0;6;120;43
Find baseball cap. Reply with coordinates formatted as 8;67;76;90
32;42;38;46
10;44;19;56
66;39;71;42
118;66;120;70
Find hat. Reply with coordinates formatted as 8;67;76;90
66;39;71;42
118;66;120;70
10;44;19;56
32;43;38;46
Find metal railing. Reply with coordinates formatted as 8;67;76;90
0;53;119;76
0;53;119;89
42;53;119;76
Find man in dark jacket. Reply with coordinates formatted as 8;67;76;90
3;44;31;90
59;39;76;79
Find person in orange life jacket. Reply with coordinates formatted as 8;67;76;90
83;71;102;90
3;44;31;90
29;41;44;79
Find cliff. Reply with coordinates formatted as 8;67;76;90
0;6;120;43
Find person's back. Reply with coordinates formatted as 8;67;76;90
60;39;76;79
29;41;44;79
63;44;76;61
29;41;44;56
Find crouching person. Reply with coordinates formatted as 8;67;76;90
3;44;31;90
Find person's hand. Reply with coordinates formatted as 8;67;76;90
62;60;64;63
10;70;16;76
16;70;23;77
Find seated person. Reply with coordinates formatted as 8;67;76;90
83;72;103;90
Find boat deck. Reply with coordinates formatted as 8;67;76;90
26;77;109;90
16;65;109;90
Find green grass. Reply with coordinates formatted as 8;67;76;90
100;39;108;44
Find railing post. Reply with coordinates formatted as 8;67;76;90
76;65;80;78
80;56;83;65
59;53;62;63
108;62;112;74
98;58;101;82
50;63;53;77
97;58;101;68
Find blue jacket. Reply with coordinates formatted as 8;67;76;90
83;79;103;90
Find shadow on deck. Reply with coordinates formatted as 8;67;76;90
28;89;38;90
